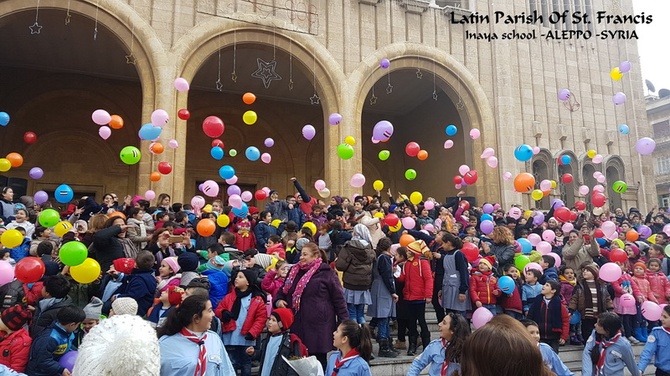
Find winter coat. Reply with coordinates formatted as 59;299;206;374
201;269;228;308
469;270;501;305
92;225;127;273
335;239;376;291
254;221;277;254
29;297;72;339
488;243;515;274
274;263;349;354
358;213;384;248
215;293;267;339
126;218;148;250
647;270;670;304
267;243;286;259
0;328;31;372
559;277;577;305
256;332;306;376
8;238;30;263
639;326;670;373
528;295;570;341
25;323;72;376
265;201;290;222
234;231;256;252
261;270;284;296
632;275;657;303
397;258;433;302
562;238;600;278
612;273;640;315
541;267;559;284
499;278;523;313
116;269;158;317
568;281;613;319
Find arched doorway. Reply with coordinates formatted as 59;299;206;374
582;162;597;211
555;151;578;208
606;156;626;210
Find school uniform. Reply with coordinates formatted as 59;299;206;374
582;330;639;376
407;338;461;376
325;352;372;376
638;326;670;374
159;330;235;376
539;342;574;376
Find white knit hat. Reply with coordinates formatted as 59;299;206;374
72;315;159;376
111;297;138;316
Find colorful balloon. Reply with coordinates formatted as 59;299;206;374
302;124;316;140
15;257;45;283
202;116;225;138
70;258;101;284
54;184;74;204
373;121;394;141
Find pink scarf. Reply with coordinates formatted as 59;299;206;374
283;258;322;312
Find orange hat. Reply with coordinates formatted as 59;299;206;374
479;256;495;269
634;261;646;271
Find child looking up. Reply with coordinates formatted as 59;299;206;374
407;313;471;376
325;320;373;376
527;280;570;353
522;269;543;316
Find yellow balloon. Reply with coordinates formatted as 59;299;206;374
318;188;331;198
531;190;543;201
409;191;423;205
54;221;73;237
374;212;384;219
550;180;557;189
0;158;10;173
648;234;657;245
610;67;623;81
1;229;23;248
243;110;257;125
70;258;101;284
302;221;317;236
271;219;282;228
587;149;596;159
344;136;356;146
202;204;213;213
523;210;533;219
389;222;402;232
217;214;230;228
373;180;384;191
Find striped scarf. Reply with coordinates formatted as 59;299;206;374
180;328;207;376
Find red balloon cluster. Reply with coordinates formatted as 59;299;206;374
591;192;607;208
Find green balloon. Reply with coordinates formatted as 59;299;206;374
337;143;354;160
59;241;88;266
120;146;142;165
38;209;60;227
612;180;627;194
515;254;530;270
229;149;237;157
378;150;390;161
405;168;417;181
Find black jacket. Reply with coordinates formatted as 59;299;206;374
256;331;305;376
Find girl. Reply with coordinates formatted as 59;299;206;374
559;265;580;344
336;224;376;325
29;226;57;257
638;305;670;374
367;237;398;358
632;261;657;342
407;313;470;376
261;259;290;296
5;208;35;239
155;256;181;297
325;320;373;376
317;223;333;256
469;256;501;315
0;187;16;222
647;258;670;306
582;312;639;376
392;246;410;351
216;269;268;376
158;295;235;375
440;233;470;317
499;264;523;319
611;261;641;344
569;263;613;344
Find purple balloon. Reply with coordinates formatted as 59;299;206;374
550;198;565;209
380;58;390;69
619;61;631;74
558;89;571;101
264;138;274;147
480;220;494;235
34;190;48;205
636;137;656;155
482;203;494;214
58;351;77;372
328;113;342;125
198;183;204;192
638;225;652;239
612;92;626;105
227;185;241;196
302;125;316;140
533;212;545;226
372;120;394;141
29;167;43;179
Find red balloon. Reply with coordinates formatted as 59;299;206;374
405;142;420;157
594;229;604;238
463;170;478;185
211;139;224;148
562;173;573;184
554;207;571;222
609;249;628;263
384;213;399;227
23;132;37;144
158;162;172;175
453;176;463;185
461;242;480;262
254;190;267;201
574;201;586;211
202;116;225;138
15;257;45;283
591;192;607;208
459;200;471;210
178;109;190;120
569;211;578;221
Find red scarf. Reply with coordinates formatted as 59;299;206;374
180;328;207;376
441;339;450;376
596;331;621;374
331;348;360;375
663;327;670;336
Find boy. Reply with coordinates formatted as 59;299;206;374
0;304;33;372
521;319;574;376
218;232;243;260
30;275;72;338
527;281;569;353
72;297;102;350
7;227;30;262
247;308;307;375
540;255;559;284
147;286;183;329
522;269;543;316
196;244;229;307
26;305;85;376
112;251;157;317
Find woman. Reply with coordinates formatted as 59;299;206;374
81;213;108;248
563;229;600;278
0;187;16;222
274;242;348;370
440;233;470;317
156;193;172;212
481;226;515;274
367;237;398;358
158;295;235;375
336;224;376;325
101;193;119;214
93;216;139;273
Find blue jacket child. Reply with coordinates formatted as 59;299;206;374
638;325;670;374
113;251;157;317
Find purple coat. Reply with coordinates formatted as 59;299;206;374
275;263;348;353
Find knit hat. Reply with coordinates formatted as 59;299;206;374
113;258;137;274
83;297;103;320
254;253;275;270
479;256;495;269
407;240;432;259
581;263;600;280
163;256;181;273
626;243;640;257
237;268;257;286
248;206;259;215
167;286;184;306
177;252;199;272
1;304;32;331
271;308;294;331
72;314;159;376
112;297;138;316
75;220;88;233
333;196;343;205
295;238;309;251
634;261;647;271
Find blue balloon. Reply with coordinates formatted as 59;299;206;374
232;202;248;218
596;238;606;246
245;146;260;161
560;155;571;165
570;310;581;325
480;214;493;222
497;275;515;294
445;125;458;136
514;144;533;162
517;238;532;254
219;165;235;180
618;124;629;135
0;112;10;126
54;184;74;204
210;146;224;160
138;123;162;140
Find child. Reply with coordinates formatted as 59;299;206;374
247;308;308;375
582;312;639;376
469;256;501;315
109;297;138;317
196;246;229;308
0;304;32;373
521;319;574;376
368;238;400;358
216;269;268;376
527;280;570;353
26;305;86;376
647;258;670;306
325;320;373;376
568;263;613;344
147;285;183;329
0;249;14;266
112;251;158;317
266;235;286;260
234;219;257;252
611;261;641;344
522;269;543;316
7;226;30;263
317;223;332;257
540;255;559;283
177;251;201;288
632;261;657;342
638;305;670;374
155;256;181;297
559;266;580;344
499;264;523;319
72;297;102;350
261;259;289;297
407;313;471;376
30;274;72;338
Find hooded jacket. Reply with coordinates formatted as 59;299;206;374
335;239;376;290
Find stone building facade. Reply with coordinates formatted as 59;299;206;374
0;0;655;211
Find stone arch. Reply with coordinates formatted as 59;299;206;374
531;149;554;209
605;155;626;210
554;150;579;207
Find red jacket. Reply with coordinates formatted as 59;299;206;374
397;258;433;301
499;278;522;313
0;328;32;372
261;270;285;297
469;270;501;305
234;232;257;251
215;293;267;339
647;270;670;304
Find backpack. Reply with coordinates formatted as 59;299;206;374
0;280;26;311
289;333;309;357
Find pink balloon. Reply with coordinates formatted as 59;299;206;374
302;125;316;140
241;191;253;202
228;194;243;209
444;140;454;149
599;262;623;282
0;260;14;285
314;179;326;191
98;126;111;140
92;109;111;125
401;217;415;230
151;109;170;127
524;262;543;274
191;195;205;209
202;180;220;198
597;175;606;184
168;139;179;148
261;153;272;164
641;301;663;321
619;293;635;308
532;146;540;155
508;207;521;220
454;184;462;190
423;223;435;233
424;201;435;210
601;221;616;236
593;184;605;193
539;180;552;191
469;128;481;140
458;165;470;176
480;148;494;159
174;77;190;92
527;233;541;246
262;187;271;195
486;156;498;168
472;307;494;329
548;253;561;268
503;171;512;180
562;223;574;232
578;185;589;195
144;190;156;200
434;219;442;230
225;175;238;185
537;241;552;255
592;154;603;164
350;173;366;188
542;230;555;242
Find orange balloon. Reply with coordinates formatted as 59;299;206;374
109;115;124;129
5;153;23;168
108;211;126;220
150;172;161;182
197;218;216;237
542;190;551;197
399;234;415;247
626;229;639;242
417;150;428;161
513;173;536;193
150;142;164;154
242;92;256;105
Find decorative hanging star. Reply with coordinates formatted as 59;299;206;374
310;93;320;105
369;93;378;105
125;54;136;65
416;69;423;79
231;71;237;83
386;83;393;94
215;79;223;91
251;58;282;89
432;90;438;100
65;12;71;25
288;79;294;91
29;22;42;35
